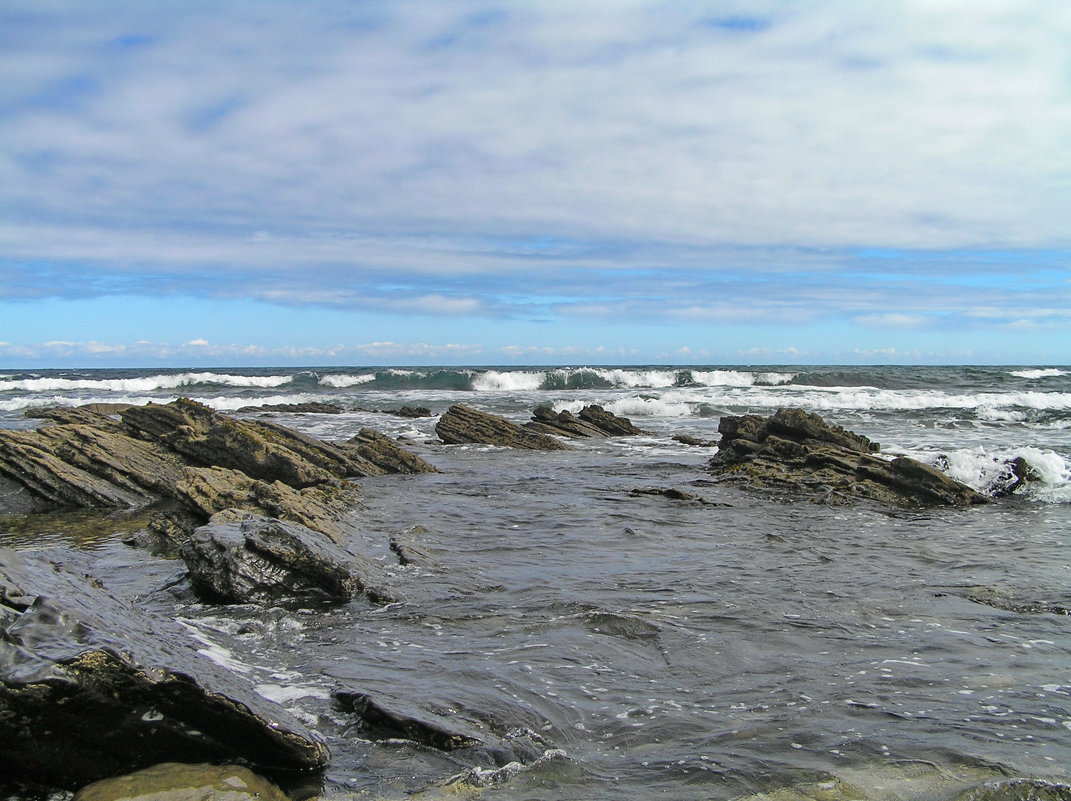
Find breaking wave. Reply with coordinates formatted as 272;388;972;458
0;372;294;393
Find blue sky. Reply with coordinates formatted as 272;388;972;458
1;1;1069;367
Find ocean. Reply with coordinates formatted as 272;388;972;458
2;364;1070;799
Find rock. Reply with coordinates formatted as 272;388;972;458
122;399;373;487
384;406;434;418
72;762;289;801
707;408;987;508
338;428;439;475
24;403;134;425
525;404;645;438
389;525;438;567
180;511;390;605
334;690;482;751
673;434;718;447
628;487;729;506
234;402;344;414
174;466;353;541
951;778;1071;801
950;585;1071;615
436;405;572;450
0;548;329;791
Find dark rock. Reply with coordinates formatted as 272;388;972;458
436;405;572;450
338;428;438;475
180;511;389;605
673;434;718;447
526;404;645;438
333;690;481;751
708;408;987;508
389;526;438;567
234;402;344;414
384;406;433;418
72;762;289;801
24;403;134;425
628;487;728;506
0;548;329;791
951;778;1071;801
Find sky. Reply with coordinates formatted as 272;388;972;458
1;1;1069;368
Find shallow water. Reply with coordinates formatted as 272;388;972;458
2;366;1070;799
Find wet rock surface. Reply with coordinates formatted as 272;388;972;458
525;404;646;438
337;428;439;475
0;547;329;791
72;762;289;801
435;404;572;450
707;408;989;507
234;401;344;414
180;511;390;605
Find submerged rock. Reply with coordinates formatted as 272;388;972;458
951;585;1071;616
72;762;289;801
436;405;572;450
180;511;390;605
708;408;988;508
0;548;329;791
234;401;344;414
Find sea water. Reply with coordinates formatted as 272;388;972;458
1;365;1069;799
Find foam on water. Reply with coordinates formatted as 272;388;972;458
1010;368;1068;379
472;370;547;392
319;373;376;388
691;369;795;387
894;445;1071;503
0;372;294;392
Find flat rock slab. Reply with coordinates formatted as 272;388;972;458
435;405;571;450
0;547;328;791
708;408;988;508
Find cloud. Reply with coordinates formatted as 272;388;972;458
851;313;931;329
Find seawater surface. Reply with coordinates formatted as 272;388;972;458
1;365;1070;800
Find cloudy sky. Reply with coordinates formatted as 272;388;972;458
1;1;1069;367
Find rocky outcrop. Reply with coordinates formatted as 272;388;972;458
235;402;344;414
72;763;289;801
0;399;432;540
337;428;438;475
180;512;390;605
24;403;134;425
0;548;329;791
435;405;572;450
707;408;988;508
525;404;645;438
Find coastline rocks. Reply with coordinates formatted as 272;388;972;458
0;548;329;791
708;408;988;508
234;401;344;414
180;512;389;605
338;428;439;475
72;763;289;801
435;405;572;450
525;404;646;438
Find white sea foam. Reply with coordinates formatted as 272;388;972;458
593;369;681;388
472;370;547;391
255;683;331;704
319;373;376;388
682;387;1071;413
604;396;695;417
1010;368;1068;379
0;392;328;413
0;371;293;393
896;445;1071;503
691;370;795;387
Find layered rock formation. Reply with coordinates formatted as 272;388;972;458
525;404;646;438
0;399;436;540
435;404;572;450
707;407;988;507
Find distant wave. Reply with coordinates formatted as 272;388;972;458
319;373;377;388
1009;368;1068;379
0;372;294;393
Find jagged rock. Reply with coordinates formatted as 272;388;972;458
673;434;718;447
235;402;344;414
0;548;329;792
436;405;572;450
174;466;353;541
338;428;438;475
24;403;134;425
180;511;390;605
121;399;376;487
525;404;645;438
72;762;289;801
708;408;988;508
383;406;433;418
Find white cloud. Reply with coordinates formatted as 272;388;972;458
852;313;931;329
